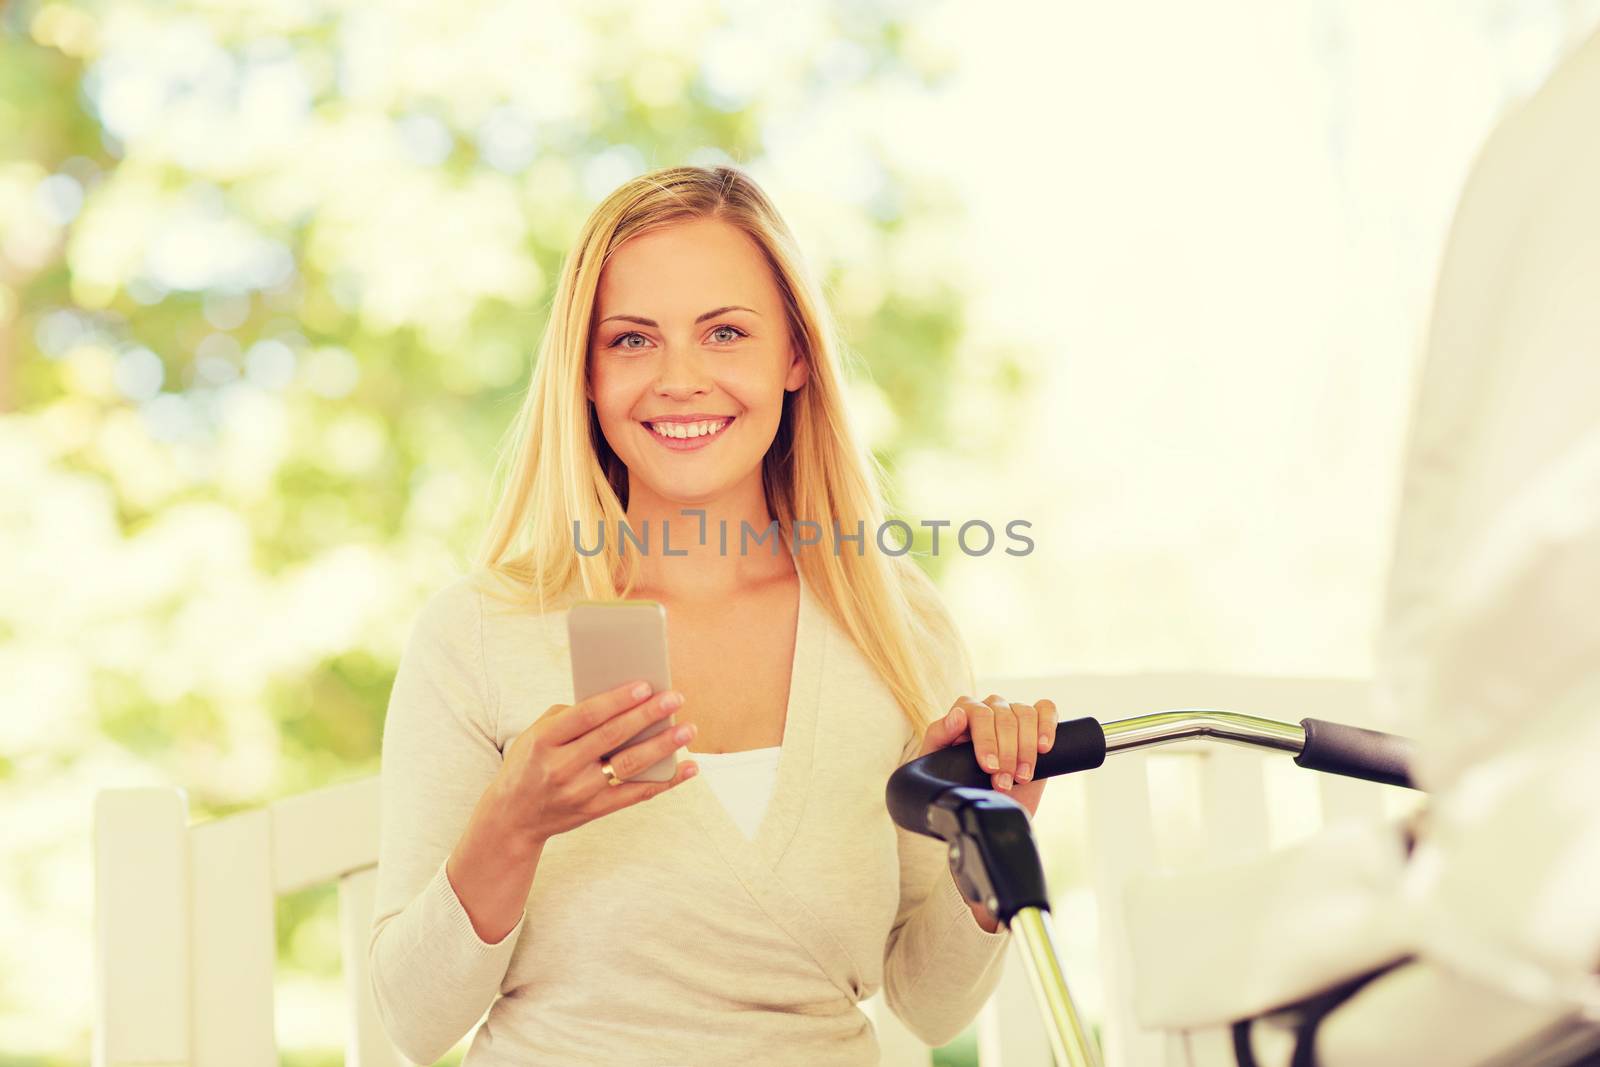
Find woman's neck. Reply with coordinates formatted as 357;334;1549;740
624;477;795;602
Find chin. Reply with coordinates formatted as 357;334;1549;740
629;464;758;505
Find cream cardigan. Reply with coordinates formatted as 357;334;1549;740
368;566;1013;1065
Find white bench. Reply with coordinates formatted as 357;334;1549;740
92;672;1410;1067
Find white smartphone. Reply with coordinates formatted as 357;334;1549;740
566;600;678;783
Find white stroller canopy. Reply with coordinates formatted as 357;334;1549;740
1125;23;1600;1066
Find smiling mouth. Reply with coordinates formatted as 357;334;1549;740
642;416;734;441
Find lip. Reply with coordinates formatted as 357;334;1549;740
642;413;736;423
640;414;735;452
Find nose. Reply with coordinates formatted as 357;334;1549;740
652;341;712;400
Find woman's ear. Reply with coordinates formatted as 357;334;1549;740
784;346;809;392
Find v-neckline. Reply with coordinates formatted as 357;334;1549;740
658;569;868;1005
674;567;825;868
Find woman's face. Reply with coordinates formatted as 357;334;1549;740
587;217;808;506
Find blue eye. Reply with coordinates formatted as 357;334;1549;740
606;325;747;349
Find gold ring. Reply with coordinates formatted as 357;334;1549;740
600;759;623;787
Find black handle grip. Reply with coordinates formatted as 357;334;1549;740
1294;717;1417;789
887;716;1108;835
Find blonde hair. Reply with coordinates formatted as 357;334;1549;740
472;164;966;736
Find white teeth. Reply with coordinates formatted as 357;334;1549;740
648;418;729;440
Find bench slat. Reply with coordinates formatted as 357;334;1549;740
271;778;382;895
338;867;404;1067
191;810;278;1067
94;788;192;1067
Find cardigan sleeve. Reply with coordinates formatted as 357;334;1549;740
881;727;1013;1046
880;619;1013;1047
368;578;526;1065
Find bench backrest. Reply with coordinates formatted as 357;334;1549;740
93;672;1405;1067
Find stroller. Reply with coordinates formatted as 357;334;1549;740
887;706;1600;1067
887;19;1600;1067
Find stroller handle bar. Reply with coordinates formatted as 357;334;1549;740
883;712;1419;1067
1105;711;1417;789
887;710;1418;838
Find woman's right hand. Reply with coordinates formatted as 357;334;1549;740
490;680;699;846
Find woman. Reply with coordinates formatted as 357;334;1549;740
368;164;1056;1065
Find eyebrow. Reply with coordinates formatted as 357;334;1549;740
598;305;760;328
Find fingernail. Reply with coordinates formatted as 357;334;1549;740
1017;763;1032;781
684;763;698;778
1040;734;1052;750
632;681;652;699
997;773;1012;790
674;725;693;743
985;754;999;770
661;691;683;710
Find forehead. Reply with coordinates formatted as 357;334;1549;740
594;218;780;313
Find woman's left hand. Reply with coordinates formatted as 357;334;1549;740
915;694;1056;818
914;694;1057;932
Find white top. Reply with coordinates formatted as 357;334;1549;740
684;745;782;840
